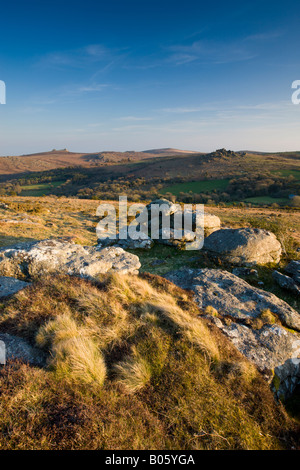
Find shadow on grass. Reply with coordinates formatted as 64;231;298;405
0;235;37;247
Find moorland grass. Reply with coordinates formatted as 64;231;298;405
0;272;298;450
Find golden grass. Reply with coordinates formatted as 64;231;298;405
104;274;219;360
115;347;152;393
36;313;106;388
260;309;277;325
0;272;298;449
205;305;219;317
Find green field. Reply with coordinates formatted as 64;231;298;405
161;179;230;196
243;196;290;205
20;181;64;196
271;169;300;180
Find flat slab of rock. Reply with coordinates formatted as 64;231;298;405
0;239;141;280
165;268;300;398
204;228;281;265
165;268;300;330
0;332;46;366
0;276;30;298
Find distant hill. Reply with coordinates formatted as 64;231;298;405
0;148;199;175
0;147;299;182
142;148;199;155
0;150;89;175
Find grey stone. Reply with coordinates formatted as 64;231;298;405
0;276;30;298
165;268;300;330
0;332;46;366
99;199;221;250
204;228;282;265
0;239;141;280
164;268;300;398
285;260;300;284
146;198;179;216
99;235;153;250
156;228;196;247
0;340;5;364
272;270;300;295
203;213;221;236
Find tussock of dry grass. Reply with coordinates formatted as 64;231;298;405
115;348;152;394
104;273;219;360
36;314;106;387
0;272;298;450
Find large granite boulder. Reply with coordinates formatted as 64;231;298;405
165;268;300;399
204;228;281;265
0;239;141;280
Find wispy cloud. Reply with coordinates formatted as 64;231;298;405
160;107;203;113
235;101;291;111
164;30;284;67
166;40;256;65
244;31;284;42
118;116;153;121
38;44;127;69
68;83;109;94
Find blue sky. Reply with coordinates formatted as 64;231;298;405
0;0;300;154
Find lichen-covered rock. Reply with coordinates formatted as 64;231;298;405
0;239;141;280
204;228;281;265
272;270;300;295
147;198;221;244
0;276;30;298
273;358;300;399
157;228;196;247
165;268;300;330
99;234;153;250
98;199;221;249
164;268;300;398
146;198;179;216
285;260;300;284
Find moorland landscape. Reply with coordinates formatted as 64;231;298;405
1;0;300;454
0;147;299;450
